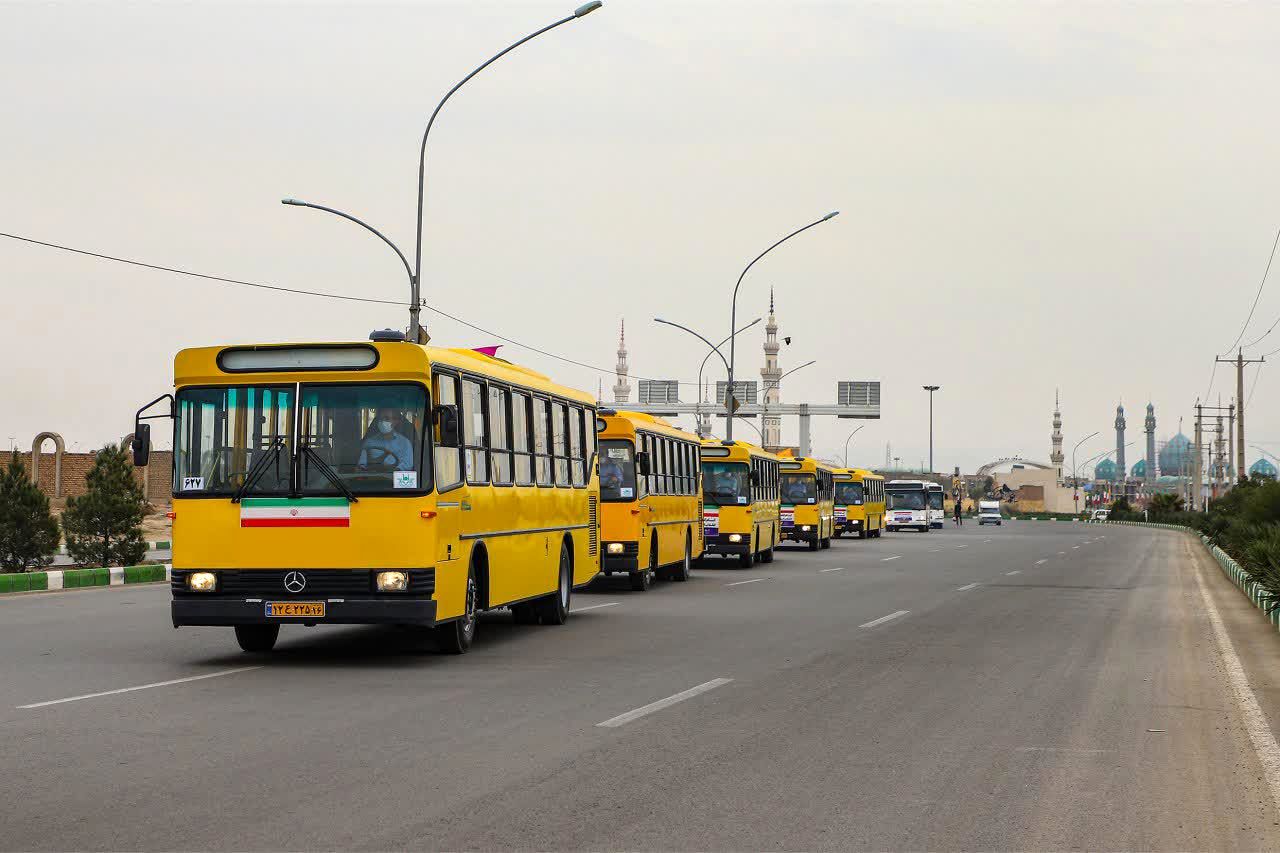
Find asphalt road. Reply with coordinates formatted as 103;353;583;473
4;521;1280;851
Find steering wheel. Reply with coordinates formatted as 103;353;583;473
363;446;402;472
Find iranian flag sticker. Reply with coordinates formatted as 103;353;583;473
240;498;350;528
704;507;720;535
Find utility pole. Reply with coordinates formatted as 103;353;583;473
1193;403;1203;511
1228;402;1235;487
1218;350;1264;485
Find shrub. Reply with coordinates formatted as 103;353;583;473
62;445;146;568
0;452;61;572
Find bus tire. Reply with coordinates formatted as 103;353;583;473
807;537;819;552
671;534;692;582
739;541;755;568
235;624;279;653
631;541;656;591
536;540;572;625
760;543;774;563
436;563;478;654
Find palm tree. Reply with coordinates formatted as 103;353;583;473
1149;492;1185;517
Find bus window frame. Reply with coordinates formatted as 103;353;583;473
461;375;489;486
511;389;533;486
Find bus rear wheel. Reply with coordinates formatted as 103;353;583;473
235;624;279;653
536;541;571;625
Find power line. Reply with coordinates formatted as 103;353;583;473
0;229;711;387
1247;361;1265;407
1225;225;1280;352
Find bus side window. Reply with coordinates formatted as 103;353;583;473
533;397;553;486
434;373;462;491
511;392;532;486
462;378;488;485
569;405;585;487
552;400;570;487
488;385;512;485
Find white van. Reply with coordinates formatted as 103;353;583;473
978;500;1003;526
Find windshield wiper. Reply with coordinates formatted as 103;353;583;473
708;489;742;502
232;435;287;503
300;444;359;504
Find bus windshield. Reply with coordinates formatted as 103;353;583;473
835;482;864;505
298;383;429;494
175;385;294;496
781;473;816;504
702;462;750;506
887;491;926;510
928;491;944;510
600;439;638;501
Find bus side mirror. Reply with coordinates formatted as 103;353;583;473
636;451;651;476
433;404;460;447
132;423;151;467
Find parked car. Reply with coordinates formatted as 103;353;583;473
1091;509;1109;521
978;500;1003;526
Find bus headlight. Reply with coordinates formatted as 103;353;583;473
607;543;625;555
801;525;811;532
376;571;409;592
728;534;743;543
186;571;217;592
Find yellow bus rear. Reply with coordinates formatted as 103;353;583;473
136;339;600;655
597;410;703;590
778;457;836;550
699;439;781;567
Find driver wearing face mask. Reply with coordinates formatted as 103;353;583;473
358;408;415;471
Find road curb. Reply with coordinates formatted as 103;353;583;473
0;564;171;594
54;540;170;556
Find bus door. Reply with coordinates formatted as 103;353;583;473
432;372;464;566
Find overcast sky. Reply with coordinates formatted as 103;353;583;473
3;0;1279;474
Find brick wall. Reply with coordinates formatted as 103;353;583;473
8;449;173;505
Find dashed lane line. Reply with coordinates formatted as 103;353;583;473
1035;559;1048;565
573;602;620;613
1006;570;1021;576
19;667;263;710
956;583;979;591
596;678;733;728
819;567;845;573
882;556;902;562
725;578;768;587
860;610;910;628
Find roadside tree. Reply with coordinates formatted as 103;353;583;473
0;452;61;572
62;445;147;568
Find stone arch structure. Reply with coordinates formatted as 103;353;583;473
975;457;1053;478
120;433;150;501
31;432;66;498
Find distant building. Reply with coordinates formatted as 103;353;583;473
1049;391;1064;479
1250;458;1279;480
611;320;631;404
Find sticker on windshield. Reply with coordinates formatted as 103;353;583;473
393;471;418;489
607;448;628;459
182;477;205;491
806;497;815;504
620;487;633;498
737;496;747;504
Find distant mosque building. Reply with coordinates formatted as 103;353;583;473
760;289;783;449
1049;391;1064;480
1251;458;1279;479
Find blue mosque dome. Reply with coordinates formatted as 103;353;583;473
1158;433;1193;474
1251;458;1279;479
1131;459;1147;478
1094;458;1118;482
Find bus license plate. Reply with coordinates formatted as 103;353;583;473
265;601;324;618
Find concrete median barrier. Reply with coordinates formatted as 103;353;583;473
0;564;170;595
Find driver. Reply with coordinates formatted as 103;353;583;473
600;454;625;490
359;408;414;471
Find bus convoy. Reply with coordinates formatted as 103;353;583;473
130;336;959;655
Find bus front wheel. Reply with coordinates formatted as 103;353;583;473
670;535;692;582
235;624;279;653
631;542;656;591
436;564;478;654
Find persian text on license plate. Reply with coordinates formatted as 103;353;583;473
265;601;325;618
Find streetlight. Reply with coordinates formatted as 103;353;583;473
281;198;413;294
696;318;761;426
287;3;604;340
654;317;730;376
725;211;839;439
922;385;940;473
843;425;866;467
1070;431;1099;514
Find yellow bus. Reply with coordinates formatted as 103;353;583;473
133;338;600;655
597;411;703;590
778;457;836;550
699;439;781;567
833;468;885;539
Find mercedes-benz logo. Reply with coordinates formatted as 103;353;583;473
283;571;307;593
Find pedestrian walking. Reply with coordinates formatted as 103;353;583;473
954;499;963;526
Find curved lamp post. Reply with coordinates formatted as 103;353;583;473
285;3;603;338
725;211;838;439
843;424;866;467
696;318;760;435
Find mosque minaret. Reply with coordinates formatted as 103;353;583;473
760;289;783;450
611;320;631;404
1049;390;1064;479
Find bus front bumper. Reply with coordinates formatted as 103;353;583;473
602;541;640;573
835;519;862;534
172;597;437;627
703;533;750;556
781;525;818;544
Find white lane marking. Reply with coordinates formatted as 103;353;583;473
819;567;845;573
1071;545;1080;549
597;678;733;728
882;555;902;562
956;583;979;591
573;602;619;613
1006;570;1021;576
955;544;969;549
1193;562;1280;813
18;667;262;709
983;539;992;543
725;578;767;587
1035;559;1048;565
860;610;910;628
1058;551;1066;555
929;549;943;553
